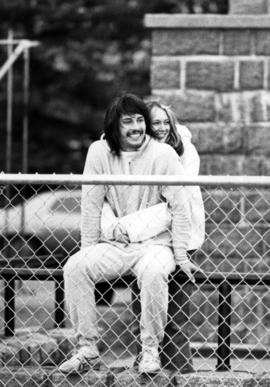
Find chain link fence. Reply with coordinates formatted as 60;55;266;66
0;174;269;385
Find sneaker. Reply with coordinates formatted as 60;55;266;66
138;347;161;374
59;344;100;374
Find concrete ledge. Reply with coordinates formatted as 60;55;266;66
144;14;270;29
0;367;269;387
0;327;269;386
1;327;270;368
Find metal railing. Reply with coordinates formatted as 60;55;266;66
0;173;269;384
0;32;39;174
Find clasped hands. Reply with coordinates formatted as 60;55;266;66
113;222;130;244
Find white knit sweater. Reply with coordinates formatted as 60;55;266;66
101;125;205;251
81;135;191;265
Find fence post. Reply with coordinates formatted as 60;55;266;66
55;278;65;328
216;281;232;371
4;277;15;336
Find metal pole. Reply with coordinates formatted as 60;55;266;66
2;173;270;187
0;41;28;82
6;30;13;175
20;47;30;234
22;47;29;174
4;277;15;336
3;31;14;225
216;282;232;371
55;279;65;328
4;31;15;337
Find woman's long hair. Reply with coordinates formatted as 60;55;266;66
147;101;184;156
104;93;155;156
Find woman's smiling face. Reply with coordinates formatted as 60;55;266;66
150;106;171;143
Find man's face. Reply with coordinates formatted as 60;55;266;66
119;113;146;151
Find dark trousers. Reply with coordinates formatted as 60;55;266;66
131;266;194;373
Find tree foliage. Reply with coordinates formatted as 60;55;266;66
0;0;228;173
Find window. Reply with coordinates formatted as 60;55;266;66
51;197;81;213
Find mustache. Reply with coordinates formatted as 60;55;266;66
127;130;144;136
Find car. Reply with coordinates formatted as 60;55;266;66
0;188;117;304
0;188;82;258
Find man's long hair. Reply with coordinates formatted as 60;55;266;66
104;93;155;156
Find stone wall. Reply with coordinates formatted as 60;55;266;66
230;0;270;14
145;14;270;175
144;12;270;355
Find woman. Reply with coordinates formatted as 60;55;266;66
148;100;199;174
144;101;205;373
147;101;205;251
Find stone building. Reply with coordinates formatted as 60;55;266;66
144;2;270;341
145;0;270;175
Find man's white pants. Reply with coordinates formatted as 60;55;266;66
64;243;176;349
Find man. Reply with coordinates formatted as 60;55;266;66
60;93;198;375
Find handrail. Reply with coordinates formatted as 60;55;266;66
1;268;268;284
0;40;39;81
0;39;39;45
0;173;270;187
195;271;270;286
